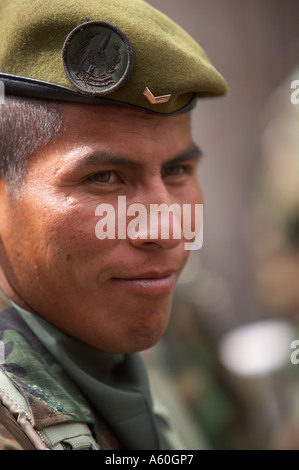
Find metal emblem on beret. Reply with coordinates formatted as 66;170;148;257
62;21;134;96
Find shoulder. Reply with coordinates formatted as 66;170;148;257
0;305;102;450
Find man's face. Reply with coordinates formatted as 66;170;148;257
0;102;202;353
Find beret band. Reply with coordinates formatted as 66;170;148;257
0;72;198;115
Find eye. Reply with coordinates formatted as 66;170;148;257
87;171;122;184
163;165;192;178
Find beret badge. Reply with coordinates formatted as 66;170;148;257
62;20;134;96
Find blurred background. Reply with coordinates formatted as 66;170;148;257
142;0;299;450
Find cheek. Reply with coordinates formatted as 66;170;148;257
173;181;203;218
40;201;127;287
9;194;110;269
191;181;204;205
172;178;203;204
41;202;112;262
174;183;203;245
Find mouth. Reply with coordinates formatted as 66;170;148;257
110;270;177;295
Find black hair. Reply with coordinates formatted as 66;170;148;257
0;96;63;189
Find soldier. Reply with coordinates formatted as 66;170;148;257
0;0;227;450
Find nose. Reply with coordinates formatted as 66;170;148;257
126;185;183;250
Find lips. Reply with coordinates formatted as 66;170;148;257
110;270;177;295
115;270;176;280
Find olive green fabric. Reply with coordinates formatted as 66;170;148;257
0;0;227;114
14;304;172;450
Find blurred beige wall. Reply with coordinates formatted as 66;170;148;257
148;0;299;330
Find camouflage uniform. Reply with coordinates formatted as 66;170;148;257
0;296;180;450
0;300;120;450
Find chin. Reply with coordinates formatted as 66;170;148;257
126;334;165;354
97;315;170;354
70;297;173;353
123;313;170;353
110;337;164;355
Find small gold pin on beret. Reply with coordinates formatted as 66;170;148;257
143;87;171;105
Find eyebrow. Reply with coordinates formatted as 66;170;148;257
164;145;202;167
78;144;202;170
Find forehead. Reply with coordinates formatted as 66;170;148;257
25;102;195;178
25;102;194;177
60;102;192;154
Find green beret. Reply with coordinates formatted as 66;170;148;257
0;0;228;115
